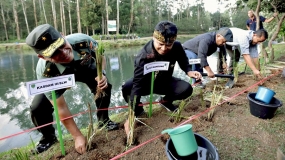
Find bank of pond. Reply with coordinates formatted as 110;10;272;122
0;35;197;51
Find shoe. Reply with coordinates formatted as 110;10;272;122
99;121;119;131
195;83;206;89
225;79;234;89
134;104;145;117
31;136;58;154
159;97;178;112
135;110;147;118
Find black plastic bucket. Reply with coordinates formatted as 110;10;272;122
165;133;219;160
247;93;283;119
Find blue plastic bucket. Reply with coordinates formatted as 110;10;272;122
255;87;276;104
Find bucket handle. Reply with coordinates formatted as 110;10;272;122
161;128;173;134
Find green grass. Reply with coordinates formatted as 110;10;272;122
227;137;259;160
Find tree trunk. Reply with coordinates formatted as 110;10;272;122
0;2;8;41
268;13;285;62
68;0;72;34
102;15;105;35
13;1;20;40
60;0;64;34
116;0;119;35
41;0;48;23
51;0;57;29
33;0;38;26
62;0;66;35
76;0;82;33
254;0;261;30
197;4;200;28
149;0;152;31
106;0;109;35
20;0;30;33
127;0;134;34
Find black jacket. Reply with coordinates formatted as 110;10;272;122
130;40;192;101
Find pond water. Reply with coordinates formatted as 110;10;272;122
0;39;231;153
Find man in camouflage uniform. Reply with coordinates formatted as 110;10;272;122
26;24;118;154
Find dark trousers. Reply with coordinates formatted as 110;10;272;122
30;66;112;141
225;45;241;74
217;46;241;74
122;77;193;113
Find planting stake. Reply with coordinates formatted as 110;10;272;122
149;71;155;117
52;91;65;156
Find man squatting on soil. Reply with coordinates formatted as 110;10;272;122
26;24;118;154
182;27;233;84
224;27;268;79
121;21;202;135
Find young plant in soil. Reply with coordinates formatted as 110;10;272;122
85;102;108;151
207;85;224;120
86;103;94;151
95;41;106;99
173;99;186;123
168;96;192;123
126;98;136;147
126;98;153;148
233;63;241;83
199;87;205;108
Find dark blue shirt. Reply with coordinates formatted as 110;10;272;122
246;16;266;31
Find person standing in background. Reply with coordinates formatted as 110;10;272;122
246;10;278;70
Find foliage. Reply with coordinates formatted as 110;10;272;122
210;11;231;30
231;7;250;30
0;0;232;42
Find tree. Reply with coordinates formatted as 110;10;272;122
210;11;231;30
237;0;285;62
0;2;9;41
232;7;249;29
67;0;73;34
40;0;48;24
106;0;109;35
264;0;285;61
20;0;30;33
12;0;20;40
127;0;134;34
33;0;38;26
116;0;119;35
51;0;57;30
77;0;82;33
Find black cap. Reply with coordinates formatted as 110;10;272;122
216;27;233;42
26;24;65;58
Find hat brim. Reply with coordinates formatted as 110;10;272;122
39;37;65;58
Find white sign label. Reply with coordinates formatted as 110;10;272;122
189;59;201;64
108;20;116;32
26;74;76;96
143;61;169;75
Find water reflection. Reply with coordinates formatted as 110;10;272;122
0;40;232;153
